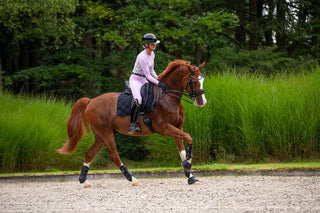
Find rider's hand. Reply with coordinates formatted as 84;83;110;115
158;81;168;92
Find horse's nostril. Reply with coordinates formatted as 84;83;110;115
196;97;203;106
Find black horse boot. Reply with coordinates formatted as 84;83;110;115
128;99;141;134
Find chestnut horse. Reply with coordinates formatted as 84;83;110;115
57;59;207;187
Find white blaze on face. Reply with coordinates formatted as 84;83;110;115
194;76;207;107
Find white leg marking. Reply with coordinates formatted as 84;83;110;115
83;162;91;167
180;150;186;161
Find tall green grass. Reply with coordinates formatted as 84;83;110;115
182;67;320;162
0;93;95;172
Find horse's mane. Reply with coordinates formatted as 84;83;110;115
158;59;191;80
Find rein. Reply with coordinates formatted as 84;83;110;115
166;90;195;104
153;87;195;106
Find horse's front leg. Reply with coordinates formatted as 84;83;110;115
175;138;198;184
161;124;198;184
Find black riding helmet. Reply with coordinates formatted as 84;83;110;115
142;33;160;44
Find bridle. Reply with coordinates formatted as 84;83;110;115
185;72;205;98
166;71;205;105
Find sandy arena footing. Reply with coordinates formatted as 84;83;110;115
1;175;319;212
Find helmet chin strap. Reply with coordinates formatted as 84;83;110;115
144;43;153;51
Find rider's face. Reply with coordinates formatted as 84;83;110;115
148;43;157;50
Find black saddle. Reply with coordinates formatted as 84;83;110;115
117;81;154;116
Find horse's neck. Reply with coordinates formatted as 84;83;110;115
164;68;186;92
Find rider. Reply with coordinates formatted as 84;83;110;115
128;33;168;134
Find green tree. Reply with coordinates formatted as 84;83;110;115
287;0;320;57
107;0;238;64
0;0;78;92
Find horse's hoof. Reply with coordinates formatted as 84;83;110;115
84;184;91;188
132;176;140;186
132;181;140;186
188;176;199;185
82;180;91;188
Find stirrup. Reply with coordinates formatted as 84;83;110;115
128;122;142;134
128;123;136;134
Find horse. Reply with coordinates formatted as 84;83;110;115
57;59;207;187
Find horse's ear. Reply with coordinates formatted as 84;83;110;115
199;61;206;70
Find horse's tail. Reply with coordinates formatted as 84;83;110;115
57;97;91;155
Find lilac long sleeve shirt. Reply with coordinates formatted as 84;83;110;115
129;49;159;104
131;50;159;84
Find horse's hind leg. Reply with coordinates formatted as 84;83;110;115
102;128;140;186
79;131;104;188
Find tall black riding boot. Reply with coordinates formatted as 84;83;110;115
128;99;141;134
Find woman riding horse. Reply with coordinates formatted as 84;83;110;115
128;33;168;134
57;59;207;187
